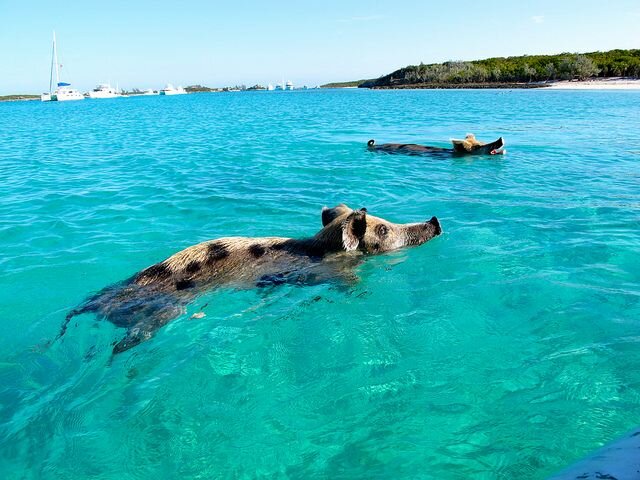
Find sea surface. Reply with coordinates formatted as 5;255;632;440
1;89;639;479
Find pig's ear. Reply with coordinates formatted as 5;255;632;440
321;204;351;226
342;208;367;251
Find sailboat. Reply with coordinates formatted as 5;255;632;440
41;31;84;102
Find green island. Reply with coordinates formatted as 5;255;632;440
354;49;640;88
321;80;368;88
184;85;220;92
0;94;40;102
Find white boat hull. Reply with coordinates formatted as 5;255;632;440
160;84;188;95
159;90;187;95
87;93;120;99
87;84;121;99
53;88;84;101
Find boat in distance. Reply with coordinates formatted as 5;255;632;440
159;84;188;95
87;83;121;99
41;31;84;102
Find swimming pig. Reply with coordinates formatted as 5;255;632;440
58;204;442;354
368;134;505;156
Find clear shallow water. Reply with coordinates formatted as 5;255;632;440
1;89;639;479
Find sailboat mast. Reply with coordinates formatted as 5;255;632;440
49;31;55;94
53;31;60;87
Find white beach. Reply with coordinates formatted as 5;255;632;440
543;77;640;90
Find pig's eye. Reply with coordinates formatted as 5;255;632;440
376;225;389;237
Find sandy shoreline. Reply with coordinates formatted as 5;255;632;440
543;77;640;90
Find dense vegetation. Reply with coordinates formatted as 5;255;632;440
360;49;640;88
321;80;368;88
185;84;219;92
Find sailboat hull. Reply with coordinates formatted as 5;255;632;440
52;86;84;101
53;95;84;101
53;89;84;101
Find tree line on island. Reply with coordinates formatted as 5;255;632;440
349;49;640;88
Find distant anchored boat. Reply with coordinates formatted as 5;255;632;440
285;80;294;90
159;84;187;95
87;83;122;99
41;31;84;102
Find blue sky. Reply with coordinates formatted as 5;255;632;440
1;0;639;94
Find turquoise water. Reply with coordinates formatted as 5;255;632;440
1;89;639;479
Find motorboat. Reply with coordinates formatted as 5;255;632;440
159;84;188;95
87;83;121;99
285;80;294;90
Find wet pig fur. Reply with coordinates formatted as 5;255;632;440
59;204;442;354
